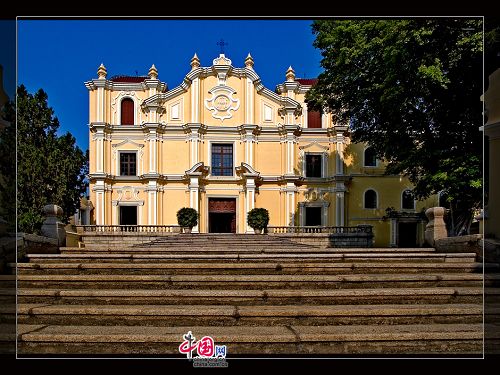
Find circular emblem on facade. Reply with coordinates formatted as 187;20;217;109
214;95;230;111
205;87;240;122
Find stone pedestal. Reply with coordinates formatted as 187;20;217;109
41;204;66;246
424;207;448;246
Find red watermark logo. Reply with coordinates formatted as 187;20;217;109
179;331;227;365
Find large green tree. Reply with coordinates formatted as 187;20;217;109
0;100;15;230
306;19;483;235
16;85;88;234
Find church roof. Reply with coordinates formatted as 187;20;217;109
296;78;318;86
110;75;148;83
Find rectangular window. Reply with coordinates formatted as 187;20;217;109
305;154;322;178
211;144;233;176
120;152;137;176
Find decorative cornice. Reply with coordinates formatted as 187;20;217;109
182;123;207;135
84;79;166;92
89;122;112;133
237;124;261;136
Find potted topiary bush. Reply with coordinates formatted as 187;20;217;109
247;208;269;234
176;207;198;233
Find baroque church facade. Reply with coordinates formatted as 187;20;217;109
85;53;437;247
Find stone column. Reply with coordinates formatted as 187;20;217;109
93;181;106;225
93;124;106;174
283;125;299;175
239;124;259;167
244;54;255;123
145;125;158;174
244;176;256;233
334;125;348;227
284;182;298;226
335;191;345;227
96;64;106;123
191;77;200;123
390;218;398;247
424;207;448;246
188;174;201;233
185;124;204;166
146;181;158;225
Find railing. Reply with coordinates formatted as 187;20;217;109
78;225;181;233
267;225;373;234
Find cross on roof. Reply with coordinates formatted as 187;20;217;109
217;39;228;54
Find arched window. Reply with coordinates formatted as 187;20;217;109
364;147;377;167
121;98;134;125
364;189;377;209
402;189;415;210
307;106;322;128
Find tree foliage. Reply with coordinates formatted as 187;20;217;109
306;19;483;235
16;85;88;234
0;100;16;230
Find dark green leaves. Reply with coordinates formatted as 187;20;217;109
16;85;88;233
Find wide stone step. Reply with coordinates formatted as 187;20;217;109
13;261;491;275
0;304;15;324
60;247;352;253
33;252;478;263
0;275;15;288
16;323;483;355
0;323;16;355
16;303;484;326
485;303;500;323
0;287;15;305
16;273;491;289
14;287;487;306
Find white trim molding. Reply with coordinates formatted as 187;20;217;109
112;92;141;125
207;140;238;177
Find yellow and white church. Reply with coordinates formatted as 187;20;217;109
85;53;437;247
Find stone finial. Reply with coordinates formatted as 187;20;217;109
191;53;200;70
148;64;158;79
97;63;107;79
424;207;448;246
245;53;254;69
286;66;295;82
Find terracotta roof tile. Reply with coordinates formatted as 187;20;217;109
296;78;318;86
110;76;148;83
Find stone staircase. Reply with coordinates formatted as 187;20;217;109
13;234;500;356
0;274;15;355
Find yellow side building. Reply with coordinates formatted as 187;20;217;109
85;53;437;247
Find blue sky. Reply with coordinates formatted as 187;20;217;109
17;19;323;152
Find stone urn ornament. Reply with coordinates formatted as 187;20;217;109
41;204;66;246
